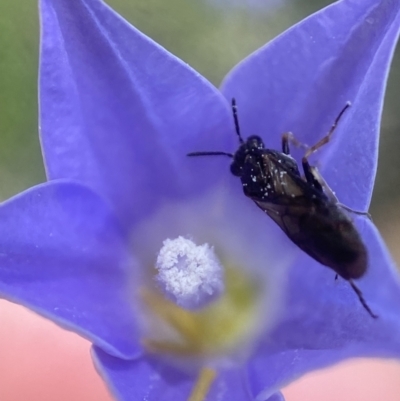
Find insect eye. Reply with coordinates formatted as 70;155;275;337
230;161;242;177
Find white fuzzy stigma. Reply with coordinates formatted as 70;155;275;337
155;236;224;310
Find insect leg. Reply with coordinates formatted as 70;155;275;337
282;133;291;155
301;157;323;191
304;102;351;159
337;203;372;220
349;279;378;319
302;161;372;218
282;132;308;155
304;163;338;201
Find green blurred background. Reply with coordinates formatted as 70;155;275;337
0;0;399;261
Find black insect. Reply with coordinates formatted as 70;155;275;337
188;99;377;319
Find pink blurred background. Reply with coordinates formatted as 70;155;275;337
1;259;400;401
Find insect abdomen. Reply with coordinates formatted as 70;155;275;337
296;204;367;280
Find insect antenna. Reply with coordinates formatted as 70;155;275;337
187;151;233;158
231;98;244;144
349;279;378;319
187;98;244;158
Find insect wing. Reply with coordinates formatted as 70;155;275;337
254;195;313;244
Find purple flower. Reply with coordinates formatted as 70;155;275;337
0;0;399;400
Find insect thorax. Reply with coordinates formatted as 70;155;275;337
238;148;304;202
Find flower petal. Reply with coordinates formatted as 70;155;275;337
0;181;139;359
221;0;400;210
93;346;255;401
263;392;285;401
39;0;233;228
247;219;400;398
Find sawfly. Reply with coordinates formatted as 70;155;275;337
188;99;376;318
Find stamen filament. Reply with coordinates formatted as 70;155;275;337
140;266;261;357
140;288;199;339
188;367;217;401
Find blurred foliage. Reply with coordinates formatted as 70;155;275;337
0;0;43;198
376;52;400;214
0;0;399;237
108;0;332;85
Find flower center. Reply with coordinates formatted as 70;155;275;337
140;237;262;360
